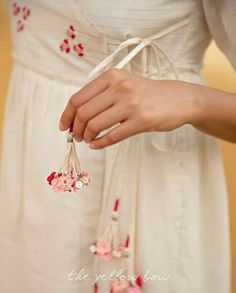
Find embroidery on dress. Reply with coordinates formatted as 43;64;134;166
59;24;85;57
12;2;30;32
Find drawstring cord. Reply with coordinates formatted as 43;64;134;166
87;18;188;82
84;18;190;291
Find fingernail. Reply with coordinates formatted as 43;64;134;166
89;143;95;149
59;121;66;131
74;135;83;142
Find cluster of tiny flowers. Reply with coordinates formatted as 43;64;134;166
111;277;142;293
47;171;90;192
12;2;30;32
90;240;127;261
60;25;84;57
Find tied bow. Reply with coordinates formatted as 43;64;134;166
87;18;189;81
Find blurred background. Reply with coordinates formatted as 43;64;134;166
0;0;236;292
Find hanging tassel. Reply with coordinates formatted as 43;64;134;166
47;126;90;193
110;275;143;293
93;282;99;293
109;234;143;293
90;198;126;260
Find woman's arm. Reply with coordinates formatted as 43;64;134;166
188;83;236;143
59;68;236;149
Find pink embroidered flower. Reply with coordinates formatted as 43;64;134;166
81;173;90;185
96;240;112;261
111;280;129;293
22;6;30;20
66;25;76;39
81;171;88;177
16;20;24;32
12;2;31;32
13;2;20;15
47;171;90;192
51;173;75;192
60;25;84;57
73;43;84;57
60;39;70;53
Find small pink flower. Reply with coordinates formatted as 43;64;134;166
81;176;90;185
73;43;84;57
96;240;111;254
66;25;76;39
12;2;20;15
111;280;129;293
22;6;30;20
96;240;112;261
16;20;24;32
60;39;70;53
50;173;75;192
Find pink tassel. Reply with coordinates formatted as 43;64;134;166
90;198;126;260
47;127;90;193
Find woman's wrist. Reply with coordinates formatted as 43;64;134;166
182;81;206;127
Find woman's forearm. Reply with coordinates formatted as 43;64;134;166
187;83;236;143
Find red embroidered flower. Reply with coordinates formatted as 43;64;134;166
66;25;76;39
13;2;20;15
74;43;84;57
22;6;30;20
60;39;70;53
12;2;31;32
16;20;24;32
60;25;85;57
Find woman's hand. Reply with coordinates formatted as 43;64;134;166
59;68;236;148
59;68;197;149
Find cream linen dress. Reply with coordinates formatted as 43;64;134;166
0;0;233;292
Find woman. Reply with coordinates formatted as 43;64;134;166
0;0;235;292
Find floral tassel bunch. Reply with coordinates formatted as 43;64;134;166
110;275;143;293
90;198;143;292
110;235;143;293
90;199;127;260
47;127;90;193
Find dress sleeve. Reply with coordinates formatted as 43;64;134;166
202;0;236;70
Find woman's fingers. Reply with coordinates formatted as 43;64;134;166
72;87;116;141
59;68;125;131
89;119;140;149
81;104;128;142
59;74;108;131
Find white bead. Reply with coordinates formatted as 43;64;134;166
66;132;73;142
122;248;130;257
75;180;83;189
90;244;97;253
111;211;119;220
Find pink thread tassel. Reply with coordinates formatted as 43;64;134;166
46;127;90;193
110;276;143;293
90;198;127;260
